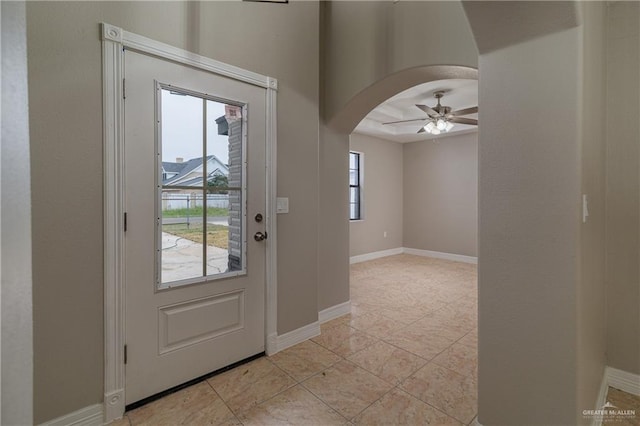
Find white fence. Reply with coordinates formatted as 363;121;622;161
162;193;229;210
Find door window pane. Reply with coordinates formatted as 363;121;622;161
350;187;359;203
161;90;203;189
159;86;245;288
206;100;243;275
350;203;359;221
349;169;358;186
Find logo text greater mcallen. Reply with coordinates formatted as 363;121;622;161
583;409;636;415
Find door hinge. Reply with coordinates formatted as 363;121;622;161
122;78;126;99
124;344;128;365
124;212;128;232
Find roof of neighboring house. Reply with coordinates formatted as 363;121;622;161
162;162;186;173
162;155;228;186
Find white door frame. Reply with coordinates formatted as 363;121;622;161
101;23;278;423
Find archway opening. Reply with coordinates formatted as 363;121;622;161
343;68;479;424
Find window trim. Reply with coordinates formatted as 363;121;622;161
349;150;363;221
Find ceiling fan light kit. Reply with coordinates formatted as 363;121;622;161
424;121;438;134
425;116;455;135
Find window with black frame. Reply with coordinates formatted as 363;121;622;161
349;151;362;220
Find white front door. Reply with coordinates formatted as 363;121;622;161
123;48;267;404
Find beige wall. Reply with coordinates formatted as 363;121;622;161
403;132;477;257
349;133;403;257
476;27;582;425
578;1;607;417
605;1;640;376
26;1;319;422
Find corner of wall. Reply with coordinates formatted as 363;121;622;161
1;1;34;425
318;123;350;312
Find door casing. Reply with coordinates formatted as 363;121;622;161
101;22;278;423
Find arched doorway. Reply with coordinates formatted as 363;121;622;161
340;67;480;425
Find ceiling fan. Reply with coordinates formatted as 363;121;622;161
383;91;478;135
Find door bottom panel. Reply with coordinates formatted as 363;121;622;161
159;290;245;354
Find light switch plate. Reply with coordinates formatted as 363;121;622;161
276;197;289;214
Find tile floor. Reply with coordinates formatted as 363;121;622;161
115;254;478;425
604;387;640;425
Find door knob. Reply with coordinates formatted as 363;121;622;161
254;231;267;242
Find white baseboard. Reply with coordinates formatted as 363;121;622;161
350;247;403;264
269;321;320;354
39;403;103;426
319;301;351;323
349;247;478;265
606;366;640;396
267;301;351;356
403;247;478;264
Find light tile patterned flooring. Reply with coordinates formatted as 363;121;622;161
114;254;478;425
604;387;640;425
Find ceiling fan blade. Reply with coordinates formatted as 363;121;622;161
382;118;428;125
417;127;426;134
416;104;438;117
450;106;478;117
449;117;478;126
